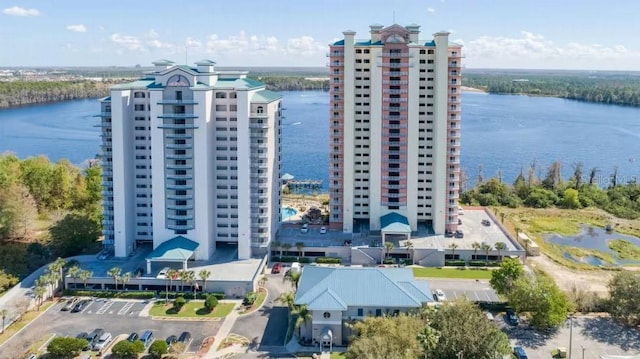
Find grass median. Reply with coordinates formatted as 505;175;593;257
149;300;234;318
412;267;493;279
0;301;54;346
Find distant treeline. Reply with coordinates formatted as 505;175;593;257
463;72;640;107
257;76;329;91
0;81;110;108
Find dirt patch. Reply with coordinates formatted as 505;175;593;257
196;336;215;357
528;254;613;293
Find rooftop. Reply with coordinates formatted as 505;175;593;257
251;89;282;103
295;266;433;310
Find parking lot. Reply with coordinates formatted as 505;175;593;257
426;278;502;303
0;298;223;358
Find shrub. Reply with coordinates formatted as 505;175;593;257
468;260;501;267
47;337;87;358
315;257;341;264
204;295;218;311
402;259;414;265
158;291;224;300
111;339;144;358
243;291;257;306
61;289;155;299
168;342;186;355
270;256;311;263
148;340;168;358
445;260;466;267
383;259;395;265
174;296;186;309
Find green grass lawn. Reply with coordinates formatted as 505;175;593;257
0;301;54;345
608;239;640;261
412;267;493;279
149;301;235;318
330;353;346;359
240;288;267;314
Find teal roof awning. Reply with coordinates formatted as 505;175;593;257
380;212;411;233
282;173;295;180
145;236;199;261
252;89;282;103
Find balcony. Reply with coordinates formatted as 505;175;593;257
168;224;195;231
251;153;268;160
158;113;198;119
167;214;194;221
378;52;414;58
326;52;344;57
158;124;199;129
383;89;408;94
383;150;407;155
102;181;113;187
381;200;407;207
378;62;414;68
383;106;407;111
383;115;408;121
447;158;460;164
167;194;194;200
166;204;194;211
249;123;269;129
165;133;193;139
383;71;408;76
382;175;407;180
250;113;269;119
382;123;408;129
383;98;408;103
251;193;269;200
448;192;459;199
250;131;268;138
166;153;193;160
382;183;407;189
166;143;193;150
448;62;461;68
157;100;198;105
166;174;193;180
382;80;408;85
166;184;193;190
166;164;193;170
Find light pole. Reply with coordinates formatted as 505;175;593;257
580;345;586;359
568;316;574;359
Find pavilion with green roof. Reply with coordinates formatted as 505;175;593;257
380;212;411;245
145;236;199;273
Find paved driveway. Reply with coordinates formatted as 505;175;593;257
0;299;222;358
420;278;502;303
232;266;293;353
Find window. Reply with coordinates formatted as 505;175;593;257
257;106;264;114
357;308;364;316
134;92;146;98
323;312;331;319
176;91;182;101
216;92;227;99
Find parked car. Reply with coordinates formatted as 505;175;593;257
506;309;519;326
140;330;155;348
433;289;447;302
127;332;139;343
157;267;170;279
300;223;309;233
320;226;327;234
92;332;112;351
513;346;528;359
61;298;79;311
178;331;192;344
76;332;90;350
271;262;282;274
86;329;104;346
444;230;454;238
71;300;90;313
455;230;464;238
166;335;178;346
24;354;37;359
481;219;491;226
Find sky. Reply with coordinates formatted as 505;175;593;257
2;0;640;70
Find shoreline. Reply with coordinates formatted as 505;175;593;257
461;85;486;93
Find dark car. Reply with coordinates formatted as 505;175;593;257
61;298;79;311
271;263;282;274
445;230;454;238
127;332;139;343
506;309;519;326
178;331;192;344
166;335;178;346
86;328;104;346
513;346;528;359
455;230;464;238
481;219;491;226
71;300;90;313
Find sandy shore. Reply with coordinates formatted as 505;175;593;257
461;86;486;93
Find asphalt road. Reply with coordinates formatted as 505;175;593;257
0;298;222;358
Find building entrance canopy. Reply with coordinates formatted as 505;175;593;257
145;236;199;273
380;212;411;245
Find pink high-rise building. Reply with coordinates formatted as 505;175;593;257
328;24;462;236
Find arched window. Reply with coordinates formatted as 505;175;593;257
257;106;264;114
323;312;331;319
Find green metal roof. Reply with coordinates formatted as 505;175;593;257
251;89;281;103
295;267;433;310
380;212;411;233
213;78;265;90
145;236;199;261
111;79;155;90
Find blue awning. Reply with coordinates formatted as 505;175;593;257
145;236;199;261
380;212;411;233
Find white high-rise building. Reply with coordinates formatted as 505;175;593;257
328;24;462;235
98;60;282;261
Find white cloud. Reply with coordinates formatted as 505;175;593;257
147;39;173;49
66;24;87;33
110;29;175;52
427;7;435;13
185;37;202;50
286;36;324;56
110;33;145;51
464;31;640;70
205;31;323;57
2;6;40;16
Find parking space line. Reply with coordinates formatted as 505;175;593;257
97;301;114;315
118;302;134;315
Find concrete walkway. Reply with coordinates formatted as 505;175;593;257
204;301;242;359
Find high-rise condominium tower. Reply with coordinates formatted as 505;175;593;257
98;60;282;261
328;24;462;235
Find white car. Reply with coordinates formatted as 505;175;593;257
156;267;170;279
93;332;112;351
320;227;327;234
301;223;309;233
434;289;447;302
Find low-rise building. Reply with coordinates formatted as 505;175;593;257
294;266;433;348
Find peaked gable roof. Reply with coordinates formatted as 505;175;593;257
380;212;411;233
145;236;199;261
295;267;433;310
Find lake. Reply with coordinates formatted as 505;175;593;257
1;91;639;191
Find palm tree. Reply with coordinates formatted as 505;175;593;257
295;242;305;258
384;241;394;261
44;271;58;299
276;291;296;312
34;285;46;311
50;258;67;290
416;326;440;359
179;270;191;293
79;270;93;289
121;272;131;290
481;244;492;268
67;265;81;289
448;243;459;260
285;271;301;291
293;305;312;339
271;240;282;258
259;275;268;288
495;242;507;261
107;267;121;290
167;269;179;294
198;269;211;293
183;271;197;299
404;240;414;264
282;243;292;256
471;242;481;260
35;277;49;301
1;309;8;334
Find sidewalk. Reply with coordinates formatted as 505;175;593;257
204;300;242;359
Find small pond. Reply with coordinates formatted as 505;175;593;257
545;225;640;266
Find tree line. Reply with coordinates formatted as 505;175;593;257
0;154;102;281
463;72;640;107
461;161;640;219
257;76;329;91
0;81;111;108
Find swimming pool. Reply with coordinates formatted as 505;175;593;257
281;207;297;219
